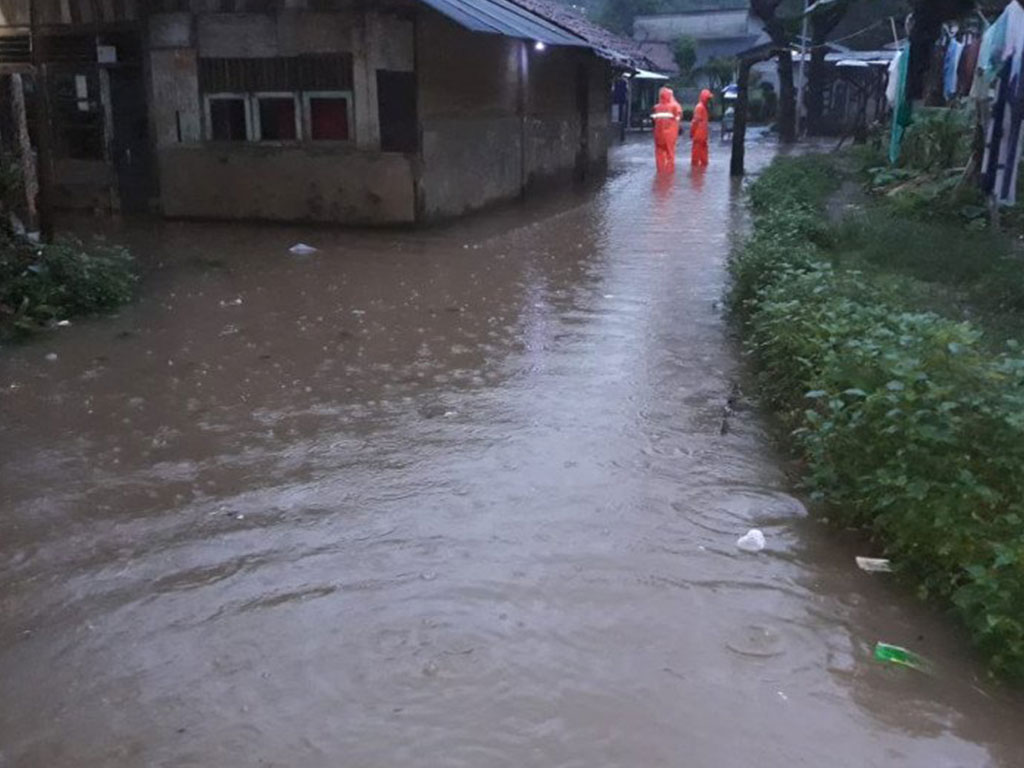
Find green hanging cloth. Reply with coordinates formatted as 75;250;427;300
889;46;912;165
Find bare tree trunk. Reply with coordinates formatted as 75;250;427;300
806;0;849;137
777;48;796;143
806;45;827;135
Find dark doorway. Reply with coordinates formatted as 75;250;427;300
377;70;417;153
575;62;590;181
109;67;154;213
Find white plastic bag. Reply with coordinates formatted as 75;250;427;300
736;529;766;553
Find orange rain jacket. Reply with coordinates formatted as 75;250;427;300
691;89;712;167
651;86;682;173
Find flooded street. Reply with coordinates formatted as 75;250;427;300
2;137;1022;767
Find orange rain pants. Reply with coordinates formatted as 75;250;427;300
651;86;682;173
691;88;712;168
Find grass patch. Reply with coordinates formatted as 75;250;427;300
731;154;1024;681
828;205;1024;346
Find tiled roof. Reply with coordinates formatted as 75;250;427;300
418;0;653;67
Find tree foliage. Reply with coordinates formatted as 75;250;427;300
673;35;698;81
699;56;737;91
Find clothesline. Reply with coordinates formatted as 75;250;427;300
828;19;888;47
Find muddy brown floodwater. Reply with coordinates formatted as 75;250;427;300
2;137;1023;768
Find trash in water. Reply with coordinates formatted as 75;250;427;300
736;529;766;552
56;320;71;327
856;556;893;573
874;642;931;672
44;353;58;362
288;243;318;255
220;297;243;307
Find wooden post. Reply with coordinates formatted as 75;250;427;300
29;0;56;242
623;76;631;142
10;73;38;231
518;40;528;198
731;58;755;177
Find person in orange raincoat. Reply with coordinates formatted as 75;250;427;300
651;86;682;173
691;89;712;167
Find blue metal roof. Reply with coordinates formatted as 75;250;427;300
418;0;589;47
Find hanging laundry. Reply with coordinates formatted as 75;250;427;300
979;9;1009;83
944;37;964;100
980;1;1024;204
886;49;903;107
957;34;981;96
889;47;911;165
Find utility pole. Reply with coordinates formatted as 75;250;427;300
28;0;55;242
795;0;809;138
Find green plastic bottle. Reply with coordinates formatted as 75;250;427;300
874;642;929;672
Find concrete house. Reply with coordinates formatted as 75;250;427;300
1;0;641;226
633;1;768;77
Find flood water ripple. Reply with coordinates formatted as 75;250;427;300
1;137;1022;767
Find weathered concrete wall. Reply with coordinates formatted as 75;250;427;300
158;145;415;223
416;9;522;220
524;45;610;188
147;6;416;224
145;3;608;225
417;9;612;221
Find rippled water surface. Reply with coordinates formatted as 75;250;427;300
2;137;1022;767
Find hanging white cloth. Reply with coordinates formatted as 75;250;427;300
886;49;904;106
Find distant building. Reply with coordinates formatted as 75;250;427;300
1;0;643;226
632;1;768;78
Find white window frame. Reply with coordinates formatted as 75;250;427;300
251;91;302;143
302;90;354;143
204;93;253;142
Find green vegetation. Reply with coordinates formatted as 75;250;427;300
730;154;1024;680
673;35;698;82
860;108;989;229
0;232;136;338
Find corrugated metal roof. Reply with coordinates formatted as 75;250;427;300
418;0;589;47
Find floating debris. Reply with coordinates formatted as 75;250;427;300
288;243;318;255
736;529;766;553
856;557;893;573
874;642;931;673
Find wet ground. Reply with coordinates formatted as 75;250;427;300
1;136;1022;767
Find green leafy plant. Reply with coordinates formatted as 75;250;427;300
899;107;974;172
0;233;136;337
731;154;1024;681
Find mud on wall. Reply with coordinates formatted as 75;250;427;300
158;145;415;224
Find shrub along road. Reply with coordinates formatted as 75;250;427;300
731;154;1024;680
